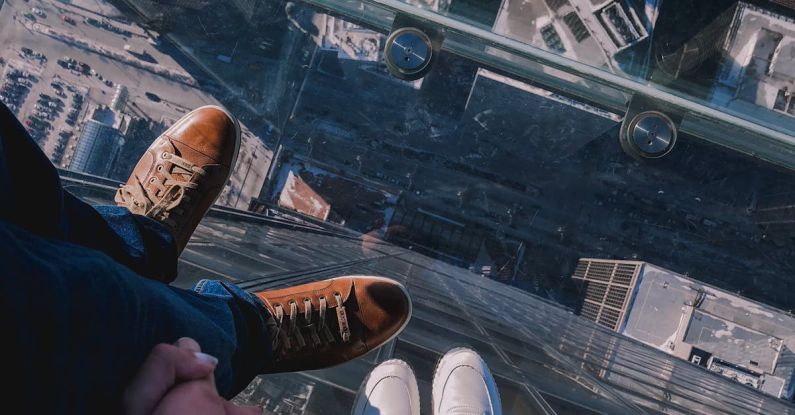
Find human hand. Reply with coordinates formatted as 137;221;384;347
123;338;260;415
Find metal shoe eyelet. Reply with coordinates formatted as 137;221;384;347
149;177;156;183
288;299;296;305
157;165;163;172
161;152;170;159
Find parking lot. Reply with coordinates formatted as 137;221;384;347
0;51;89;167
0;0;207;168
0;0;270;207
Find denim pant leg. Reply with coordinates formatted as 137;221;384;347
0;99;272;410
0;220;273;413
0;100;178;282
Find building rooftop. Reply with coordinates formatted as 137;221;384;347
574;258;795;400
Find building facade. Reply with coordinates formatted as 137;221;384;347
70;116;125;178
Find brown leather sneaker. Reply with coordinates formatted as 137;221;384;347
254;276;412;373
115;105;240;253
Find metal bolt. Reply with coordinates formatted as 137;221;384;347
385;27;433;78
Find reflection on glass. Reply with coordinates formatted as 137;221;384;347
3;0;795;413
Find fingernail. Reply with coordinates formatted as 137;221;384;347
194;352;218;366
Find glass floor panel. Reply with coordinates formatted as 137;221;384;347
4;0;795;412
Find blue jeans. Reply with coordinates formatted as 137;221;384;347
0;102;272;413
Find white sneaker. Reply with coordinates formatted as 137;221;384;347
432;348;502;415
352;359;421;415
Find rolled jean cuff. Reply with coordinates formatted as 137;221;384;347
192;279;274;397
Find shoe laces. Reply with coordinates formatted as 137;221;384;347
270;292;351;353
115;150;206;229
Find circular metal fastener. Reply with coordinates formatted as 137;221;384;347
622;111;677;159
384;27;433;79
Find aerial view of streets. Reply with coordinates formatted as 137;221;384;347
2;0;795;313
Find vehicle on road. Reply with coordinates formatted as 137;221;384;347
145;92;161;102
62;15;76;25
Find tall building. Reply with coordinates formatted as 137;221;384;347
60;172;795;414
573;258;795;400
259;151;400;234
110;85;129;112
712;2;795;120
493;0;649;69
70;107;127;178
571;258;641;331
